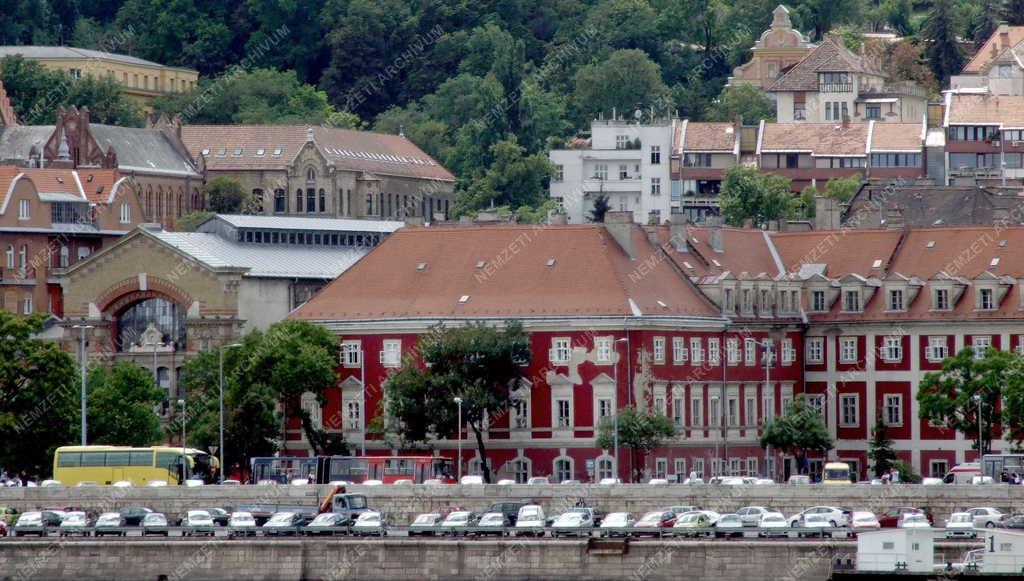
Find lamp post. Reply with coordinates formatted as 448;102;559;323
614;337;629;482
974;394;983;458
761;338;775;480
360;347;366;456
454;397;463;482
218;343;243;483
72;324;94;445
177;398;187;484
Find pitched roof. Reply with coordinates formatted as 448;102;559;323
845;185;1024;229
291;225;723;322
768;35;879;92
0;45;192;71
89;124;200;177
680;121;738;152
205;214;405;233
946;93;1024;127
180;125;455;182
962;26;1024;74
656;224;781;280
0;125;54;163
868;121;925;151
759;122;869;155
0;166;125;212
770;229;903;278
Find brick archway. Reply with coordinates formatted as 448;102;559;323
96;276;193;316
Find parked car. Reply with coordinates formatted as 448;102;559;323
634;510;676;536
673;512;712;537
598;478;621;485
787;506;849;528
40;479;62;488
488;501;533;527
736;506;777;527
262;512;308;536
227;512;258;537
496;479;516;485
13;512;49;537
119;507;152;527
560;479;581;485
758;512;789;537
966;507;1006;528
112;480;132;488
796;514;833;538
146;480;168;487
441;511;477;536
648;478;670;486
878;507;933;528
527;477;549;485
200;508;229;527
945;512;978;538
459;475;484;485
513;505;546;537
408;513;443;537
141;513;169;537
850;511;880;533
351;511;386;536
787;475;811;485
182;510;216;537
473;512;509;537
304;513;349;536
599;512;635;537
899;514;932;529
665;505;702;518
713;514;745;538
551;511;592;538
58;511;91;537
93;512;126;537
221;479;241;486
998;515;1024;529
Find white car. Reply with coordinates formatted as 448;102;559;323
788;475;811;485
788;506;848;528
797;513;833;537
551;511;593;537
441;511;475;535
392;479;414;486
966;507;1005;528
736;506;777;527
146;480;168;487
647;478;669;486
422;479;444;486
513;505;546;537
362;479;384;486
220;479;241;485
290;478;311;486
560;479;581;485
40;479;62;488
599;512;635;537
256;479;278;486
758;512;789;537
182;510;215;536
945;512;977;538
526;477;549;485
713;514;745;537
850;511;880;532
496;479;516;485
228;512;258;536
899;514;932;529
459;475;483;485
184;479;205;487
112;480;132;488
351;511;386;536
682;477;705;485
598;478;621;485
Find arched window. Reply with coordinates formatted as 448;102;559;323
512;457;531;484
176;192;183;217
301;392;322;429
596;455;615;481
116;298;186;352
306;167;316;183
18;245;27;267
4;245;14;268
553;457;573;483
296;189;303;213
366;193;373;215
306;188;316;213
146;189;153;218
274;189;286;213
318;188;326;213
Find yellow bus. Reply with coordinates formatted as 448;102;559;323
53;446;216;486
822;461;853;485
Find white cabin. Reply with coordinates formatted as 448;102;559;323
856;528;934;573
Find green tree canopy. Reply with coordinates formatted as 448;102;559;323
454;138;552;216
867;416;899;477
204;177;249;214
572;49;670;125
0;312;78;478
706;84;776;123
921;0;965;86
759;399;833;472
596;405;676;482
384;322;532;483
84;362;163;446
824;174;862;203
588;195;611;223
718;164;796;226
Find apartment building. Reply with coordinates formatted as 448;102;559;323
951;24;1024;95
673;120;740;221
943;92;1024;186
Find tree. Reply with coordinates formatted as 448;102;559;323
175;211;213;232
572;49;670;125
1003;0;1024;26
84;362;163;446
204;177;248;214
0;312;78;478
867;416;898;477
921;0;965;86
596;406;676;482
588;195;611;223
759;399;833;475
970;0;1001;46
798;184;819;219
718;165;796;226
918;347;1024;455
824;174;861;203
384;322;532;483
706;84;775;123
455;138;552;215
790;0;862;41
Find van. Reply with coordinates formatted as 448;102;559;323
488;501;532;526
513;504;546;537
822;462;852;485
943;463;982;484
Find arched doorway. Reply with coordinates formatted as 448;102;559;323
115;297;186;351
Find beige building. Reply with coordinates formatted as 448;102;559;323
180;125;456;221
0;46;198;110
728;5;814;90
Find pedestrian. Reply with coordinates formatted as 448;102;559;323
308;472;315;485
1001;469;1010;483
892;468;900;484
881;470;891;484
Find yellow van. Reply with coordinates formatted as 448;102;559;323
822;462;852;485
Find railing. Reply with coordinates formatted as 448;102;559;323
949;166;1003;179
818;83;853;92
0;266;36;281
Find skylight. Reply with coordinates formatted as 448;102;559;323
272;147;283;156
416;262;427;271
475;260;486;268
201;148;210;156
926;241;935;248
546;258;556;267
999;240;1007;247
458;295;471;304
233;148;243;156
217;148;226;156
255;148;265;156
656;300;668;309
990;257;1000;267
872;259;883;268
682;261;694;269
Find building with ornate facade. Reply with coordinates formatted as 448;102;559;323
728;5;814;90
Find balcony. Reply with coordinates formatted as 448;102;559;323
949;166;1003;179
582;177;643;193
818;83;853;93
0;266;37;284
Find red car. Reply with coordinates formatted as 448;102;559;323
633;510;676;536
878;507;934;528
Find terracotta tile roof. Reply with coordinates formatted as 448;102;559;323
657;225;780;279
768;36;879;92
291;225;722;321
681;122;738;152
0;165;24;210
868;122;924;151
760;122;869;155
946;94;1024;127
181;125;454;181
962;26;1024;74
0;166;124;211
770;229;902;278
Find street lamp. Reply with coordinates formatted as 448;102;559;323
454;396;463;482
614;337;629;482
177;398;187;484
761;338;776;480
72;323;94;445
218;343;243;482
973;394;983;458
359;346;366;456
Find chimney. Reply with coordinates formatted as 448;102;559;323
814;196;841;230
644;224;658;246
669;209;689;252
647;210;660;225
547;210;568;225
604;211;635;258
884;206;905;229
404;216;424;227
706;214;724;253
999;23;1010;49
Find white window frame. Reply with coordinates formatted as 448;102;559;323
654;396;666;416
346;401;361;426
596;456;614;480
842;289;861;312
839;337;857;363
654;458;668;479
653;336;665;363
380;339;401;367
672;397;683;427
511;397;530;429
727;337;740;365
595;337;612;364
673;337;688;364
512;458;531;483
650;178;661;195
300;392;322;430
811;289;826;312
881;336;903;362
690;337;703;364
887;288;904;311
744;396;755;426
18;199;30;220
119;203;131;224
727;397;738;427
341;340;362;367
806;337;824;363
926;336;948;362
596;398;612;422
709;398;720;427
804;394;825;418
691;397;703;427
693;458;705;479
883;394;903;427
744;339;756;366
22;297;33;315
553;457;573;482
934;288;950;310
707;338;720;365
973;335;992;360
929;460;948;479
555;398;572;428
747;457;757;477
550;337;571;364
673;458;686;477
839;393;859;427
762;395;774;422
979;287;994;310
781;338;795;365
650;145;661;165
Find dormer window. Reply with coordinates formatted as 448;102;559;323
811;290;826;312
979;288;994;310
842;289;861;312
934;288;950;310
888;289;904;311
759;289;771;314
742;289;753;313
723;288;735;312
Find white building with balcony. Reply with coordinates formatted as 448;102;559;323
549;119;676;224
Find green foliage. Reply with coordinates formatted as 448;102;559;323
719;164;796;226
204;177;248;214
572;49;670;125
918;347;1024;453
921;0;965;86
84;362;163;447
759;399;833;461
832;24;865;52
824;174;861;203
1004;0;1024;26
798;185;819;219
892;460;921;484
706;84;775;123
596;406;676;482
1;56;142;126
455;138;552;216
0;312;78;478
588;195;611;223
868;416;899;477
384;322;532;483
175;211;213;232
